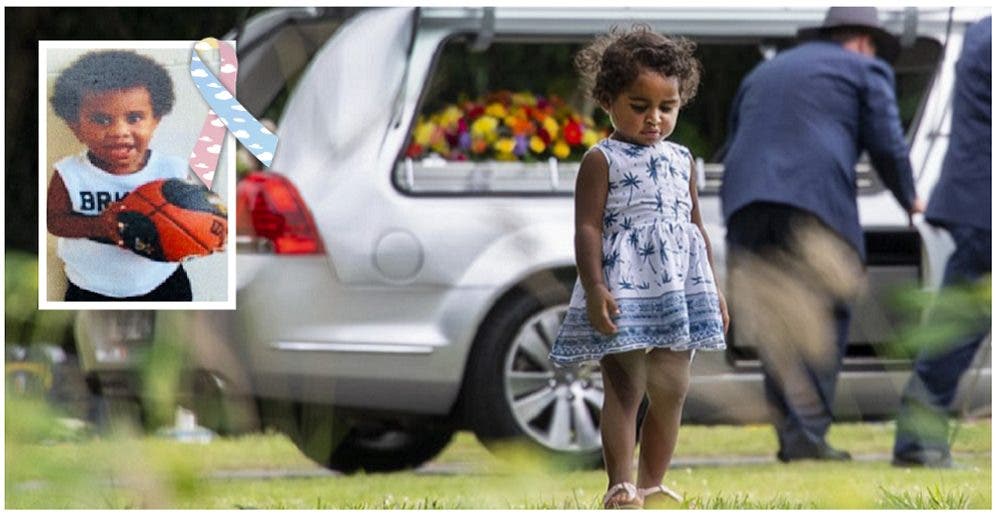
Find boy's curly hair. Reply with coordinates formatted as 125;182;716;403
51;50;175;123
575;25;701;107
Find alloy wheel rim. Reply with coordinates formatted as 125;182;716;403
503;304;604;453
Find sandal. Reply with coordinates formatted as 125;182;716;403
640;484;683;502
602;482;644;509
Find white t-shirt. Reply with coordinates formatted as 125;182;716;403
54;150;189;297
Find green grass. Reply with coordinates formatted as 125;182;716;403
5;397;992;509
877;484;974;509
431;420;991;469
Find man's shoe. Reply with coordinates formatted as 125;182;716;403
815;443;852;461
777;443;852;462
892;451;953;469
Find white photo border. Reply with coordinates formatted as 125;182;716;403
38;40;237;310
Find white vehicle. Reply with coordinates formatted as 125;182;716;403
76;7;991;472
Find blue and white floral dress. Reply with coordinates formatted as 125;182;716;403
550;138;727;365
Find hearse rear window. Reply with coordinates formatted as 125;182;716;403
394;35;941;195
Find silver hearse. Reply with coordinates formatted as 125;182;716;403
75;6;991;472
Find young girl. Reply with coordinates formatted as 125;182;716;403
550;26;729;509
47;50;192;301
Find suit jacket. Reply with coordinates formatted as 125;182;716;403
720;40;915;260
925;16;991;232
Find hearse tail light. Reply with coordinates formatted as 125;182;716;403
236;172;324;255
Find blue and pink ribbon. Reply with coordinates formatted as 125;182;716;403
188;38;277;188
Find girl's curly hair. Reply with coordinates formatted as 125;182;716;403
51;50;175;124
575;24;701;107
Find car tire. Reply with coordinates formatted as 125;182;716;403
269;400;455;474
462;278;606;469
326;424;455;474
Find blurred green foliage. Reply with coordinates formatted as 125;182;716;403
139;335;189;431
5;395;90;445
5;251;75;347
889;275;991;360
6;394;204;508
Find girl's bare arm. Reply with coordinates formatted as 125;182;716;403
576;148;619;334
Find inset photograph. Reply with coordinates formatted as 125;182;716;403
39;42;235;309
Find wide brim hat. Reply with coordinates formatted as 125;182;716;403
797;6;901;63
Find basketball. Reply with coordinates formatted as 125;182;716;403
104;178;228;262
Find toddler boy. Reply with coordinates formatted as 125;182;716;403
47;50;191;301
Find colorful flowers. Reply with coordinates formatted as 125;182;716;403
407;91;609;162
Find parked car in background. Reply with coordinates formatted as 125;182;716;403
76;6;991;473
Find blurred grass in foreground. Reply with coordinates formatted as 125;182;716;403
6;250;992;509
6;394;991;509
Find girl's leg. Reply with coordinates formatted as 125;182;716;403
599;350;647;491
636;349;691;489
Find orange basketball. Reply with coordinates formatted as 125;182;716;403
104;179;228;262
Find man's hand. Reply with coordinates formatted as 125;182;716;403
908;197;926;227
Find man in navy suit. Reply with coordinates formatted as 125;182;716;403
892;16;991;469
720;7;922;461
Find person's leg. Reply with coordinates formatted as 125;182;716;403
799;303;851;446
728;203;835;456
599;350;646;504
727;203;795;444
761;359;794;441
894;335;984;465
894;225;990;465
762;338;830;457
636;348;691;489
773;216;861;459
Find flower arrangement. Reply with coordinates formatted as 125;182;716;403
406;91;610;162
